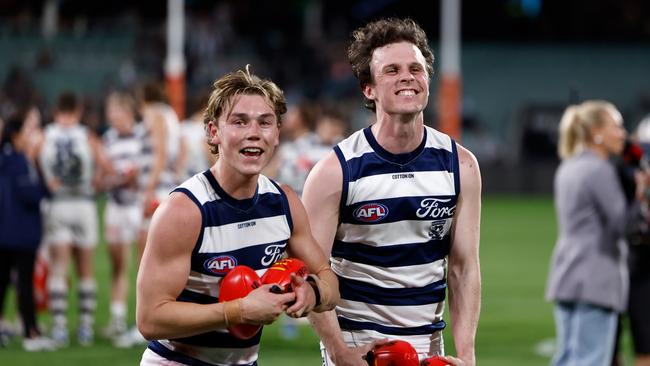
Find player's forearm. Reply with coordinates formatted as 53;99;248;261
448;262;481;365
137;300;233;340
308;309;348;356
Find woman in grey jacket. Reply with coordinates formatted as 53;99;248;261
546;100;628;366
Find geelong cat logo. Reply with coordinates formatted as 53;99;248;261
204;255;237;274
354;203;389;223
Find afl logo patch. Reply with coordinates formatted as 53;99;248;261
354;203;389;223
204;255;237;275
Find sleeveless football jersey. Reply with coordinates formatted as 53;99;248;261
39;123;95;199
103;123;145;205
147;171;293;366
139;103;182;192
332;126;460;349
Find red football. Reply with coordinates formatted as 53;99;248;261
260;258;309;293
421;356;450;366
367;340;419;366
219;265;262;339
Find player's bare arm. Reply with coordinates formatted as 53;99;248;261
303;152;381;366
447;144;482;366
282;183;340;318
136;191;294;340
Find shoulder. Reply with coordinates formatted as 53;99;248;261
455;142;481;191
309;150;342;186
155;191;203;234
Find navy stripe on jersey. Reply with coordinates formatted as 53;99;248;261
170;328;262;348
191;240;287;275
269;180;294;233
451;139;461;194
173;188;207;255
340;195;456;225
177;289;217;304
332;238;449;267
205;170;259;212
337;317;446;336
363;127;427;165
200;194;289;228
339;276;447;306
149;341;259;366
346;148;454;182
334;145;350;219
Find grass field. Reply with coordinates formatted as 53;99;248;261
0;195;636;365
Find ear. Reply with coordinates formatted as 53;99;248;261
273;122;280;147
208;120;221;145
362;84;375;102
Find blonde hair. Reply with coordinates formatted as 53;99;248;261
203;65;287;154
557;100;619;159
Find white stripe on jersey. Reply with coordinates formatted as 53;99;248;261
177;173;218;204
336;299;445;328
185;271;221;296
157;339;259;365
425;128;454;152
337;126;453;161
199;215;290;254
347;171;456;205
331;258;446;288
337;219;452;246
178;172;281;206
186;268;269;298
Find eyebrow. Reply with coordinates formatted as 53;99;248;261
229;112;275;119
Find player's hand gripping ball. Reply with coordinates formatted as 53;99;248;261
421;356;451;366
366;340;419;366
219;265;262;339
260;258;309;293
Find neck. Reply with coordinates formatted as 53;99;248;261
371;112;424;154
586;143;609;160
211;161;258;199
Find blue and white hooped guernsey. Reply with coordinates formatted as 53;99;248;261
148;170;293;366
332;126;460;351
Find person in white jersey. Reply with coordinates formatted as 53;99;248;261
137;82;184;252
136;66;339;366
39;92;108;347
303;18;482;366
100;91;145;346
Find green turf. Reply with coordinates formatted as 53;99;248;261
0;195;636;365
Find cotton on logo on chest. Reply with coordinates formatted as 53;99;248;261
354;203;389;223
204;255;237;275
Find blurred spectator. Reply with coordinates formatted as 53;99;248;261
265;100;328;197
0;107;56;351
546;100;629;366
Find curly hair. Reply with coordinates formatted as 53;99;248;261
348;18;435;111
203;65;287;154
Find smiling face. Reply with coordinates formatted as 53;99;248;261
363;41;430;117
210;94;280;177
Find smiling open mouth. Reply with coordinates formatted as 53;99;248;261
396;89;417;96
240;147;264;157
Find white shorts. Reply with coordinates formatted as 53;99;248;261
105;201;142;245
43;199;98;248
141;348;188;366
320;330;444;365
